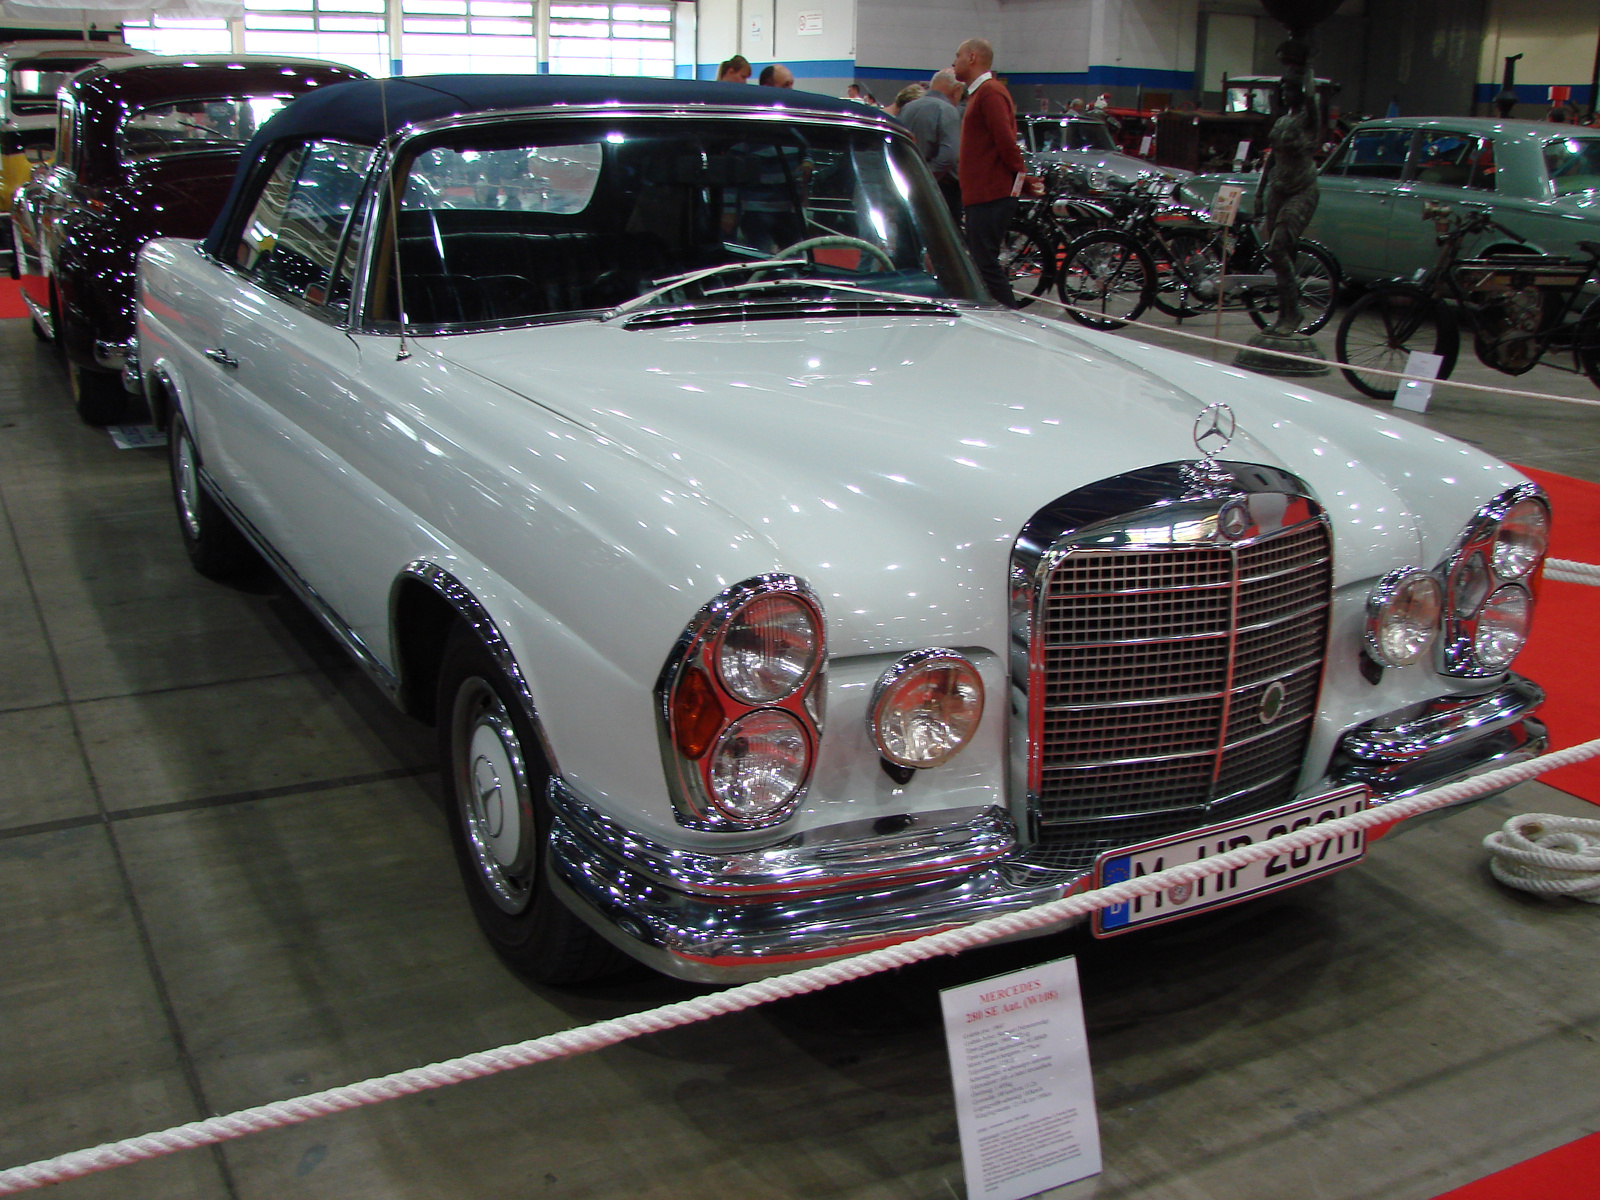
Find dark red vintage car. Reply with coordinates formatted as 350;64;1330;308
11;53;365;423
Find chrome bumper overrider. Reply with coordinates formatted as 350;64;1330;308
548;675;1546;983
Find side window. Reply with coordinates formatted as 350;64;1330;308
55;96;75;173
1323;128;1410;179
1468;138;1496;191
235;141;375;311
1409;131;1476;188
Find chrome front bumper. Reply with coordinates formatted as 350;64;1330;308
549;675;1547;983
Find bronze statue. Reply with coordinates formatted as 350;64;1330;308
1258;38;1319;336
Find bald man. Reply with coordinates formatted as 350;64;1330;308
759;64;795;88
952;37;1030;305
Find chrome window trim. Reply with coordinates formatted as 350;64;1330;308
1008;461;1331;836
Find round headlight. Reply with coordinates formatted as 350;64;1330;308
870;650;986;770
1474;585;1532;671
708;708;809;821
1492;498;1550;580
1366;570;1443;667
717;593;820;704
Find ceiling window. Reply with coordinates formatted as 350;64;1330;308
244;0;387;79
549;2;673;77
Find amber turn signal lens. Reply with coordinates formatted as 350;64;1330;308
672;666;723;759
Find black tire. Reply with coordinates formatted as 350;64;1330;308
436;624;628;986
1000;220;1061;310
1056;229;1155;329
1334;285;1460;400
1576;295;1600;389
168;406;252;578
1150;230;1222;318
70;362;128;426
1244;241;1341;335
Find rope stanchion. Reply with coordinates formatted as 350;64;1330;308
1484;813;1600;901
1021;292;1600;411
2;735;1598;1194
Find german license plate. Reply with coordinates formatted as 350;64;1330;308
1092;786;1369;936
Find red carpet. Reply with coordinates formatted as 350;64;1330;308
0;277;28;320
1511;466;1600;807
1431;1129;1600;1199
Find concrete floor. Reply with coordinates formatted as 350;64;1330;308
2;308;1598;1200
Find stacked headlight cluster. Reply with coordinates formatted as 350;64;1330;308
1365;485;1549;677
659;575;826;830
660;577;989;831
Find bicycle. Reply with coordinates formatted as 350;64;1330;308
1334;201;1600;400
1054;176;1342;333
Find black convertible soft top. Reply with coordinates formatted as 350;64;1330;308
202;74;880;256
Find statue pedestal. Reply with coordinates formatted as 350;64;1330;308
1233;329;1330;377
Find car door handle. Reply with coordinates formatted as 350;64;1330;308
202;347;239;369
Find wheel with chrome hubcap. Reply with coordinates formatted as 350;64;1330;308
437;625;627;984
168;406;251;578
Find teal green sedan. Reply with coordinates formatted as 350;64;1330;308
1176;117;1600;283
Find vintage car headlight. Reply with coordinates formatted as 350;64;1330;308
709;708;810;819
658;574;824;830
869;649;985;770
1365;569;1442;668
1491;497;1550;580
718;593;820;703
1474;585;1533;670
1440;485;1549;677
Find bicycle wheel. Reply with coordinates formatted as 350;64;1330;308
1001;219;1063;310
1335;285;1460;400
1056;230;1155;329
1244;241;1341;335
1151;230;1222;318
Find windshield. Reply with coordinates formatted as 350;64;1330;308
120;95;293;160
9;59;102;114
378;117;986;328
1026;119;1117;153
1543;135;1600;196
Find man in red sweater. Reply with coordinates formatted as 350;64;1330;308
953;37;1030;306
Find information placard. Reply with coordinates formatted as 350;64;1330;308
1395;350;1444;412
1210;183;1244;227
940;957;1101;1200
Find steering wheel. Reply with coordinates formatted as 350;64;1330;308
774;235;896;272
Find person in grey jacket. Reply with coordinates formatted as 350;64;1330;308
898;68;963;219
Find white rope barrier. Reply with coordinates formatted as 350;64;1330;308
1023;292;1600;410
1546;557;1600;586
3;735;1599;1196
1484;813;1600;901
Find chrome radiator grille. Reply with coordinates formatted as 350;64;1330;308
1028;518;1332;873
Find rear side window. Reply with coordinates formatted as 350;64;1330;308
1408;131;1481;188
1323;128;1410;179
235;140;375;313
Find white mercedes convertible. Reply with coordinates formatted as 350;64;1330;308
136;75;1550;984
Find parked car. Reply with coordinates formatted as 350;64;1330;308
11;53;365;423
0;38;138;253
1018;113;1188;193
1177;117;1600;283
138;75;1550;986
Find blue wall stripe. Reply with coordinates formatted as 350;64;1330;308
1473;82;1594;106
690;60;1195;90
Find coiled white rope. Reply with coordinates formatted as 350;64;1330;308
1546;557;1600;585
1484;813;1600;901
2;734;1598;1196
1023;292;1600;410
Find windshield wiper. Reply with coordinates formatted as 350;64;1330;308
604;258;807;322
696;277;960;311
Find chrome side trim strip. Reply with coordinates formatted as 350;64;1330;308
197;465;399;699
20;286;50;339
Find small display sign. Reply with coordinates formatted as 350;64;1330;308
1395;351;1445;412
941;957;1102;1200
1209;183;1245;227
797;10;823;34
